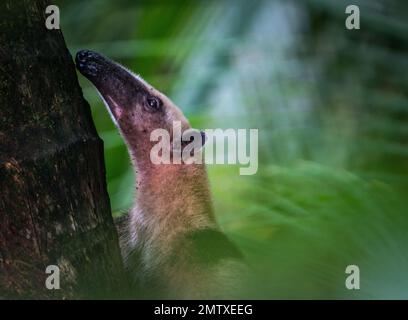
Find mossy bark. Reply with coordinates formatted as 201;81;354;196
0;0;127;298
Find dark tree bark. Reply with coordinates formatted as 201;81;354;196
0;0;127;298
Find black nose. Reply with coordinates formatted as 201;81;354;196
76;50;89;62
75;50;102;77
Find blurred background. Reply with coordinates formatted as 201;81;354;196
57;0;408;298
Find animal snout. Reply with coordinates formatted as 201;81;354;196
75;50;103;77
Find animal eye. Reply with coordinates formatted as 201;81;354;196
146;96;162;111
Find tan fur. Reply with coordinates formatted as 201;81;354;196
76;50;245;299
119;94;244;298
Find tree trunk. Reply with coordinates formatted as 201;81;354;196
0;0;127;298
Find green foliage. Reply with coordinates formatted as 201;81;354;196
58;0;408;298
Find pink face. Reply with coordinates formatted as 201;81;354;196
76;50;204;164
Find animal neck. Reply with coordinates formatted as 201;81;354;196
134;162;216;229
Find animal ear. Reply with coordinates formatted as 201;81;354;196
170;128;206;154
199;130;207;147
182;128;207;150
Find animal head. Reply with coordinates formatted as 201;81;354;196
76;50;204;167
